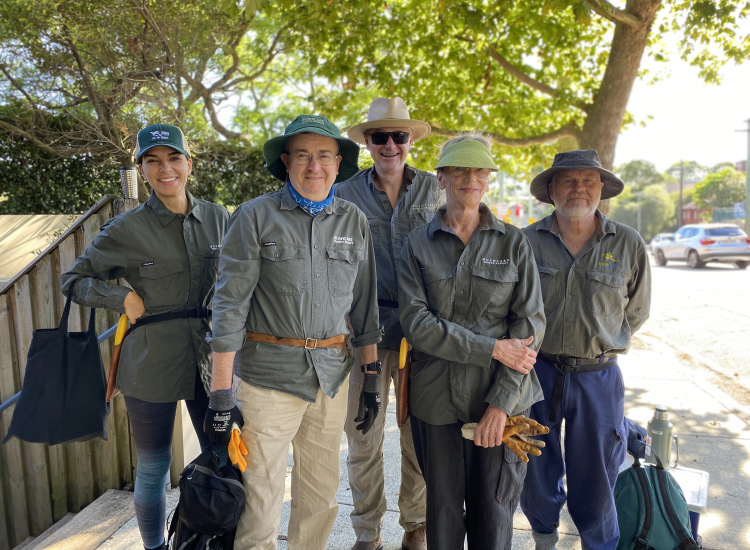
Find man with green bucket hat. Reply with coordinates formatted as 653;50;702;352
206;115;382;550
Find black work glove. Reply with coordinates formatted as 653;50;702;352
354;368;381;435
204;389;244;446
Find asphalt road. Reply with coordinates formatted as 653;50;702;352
641;252;750;394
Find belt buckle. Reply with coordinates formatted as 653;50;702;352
304;338;318;350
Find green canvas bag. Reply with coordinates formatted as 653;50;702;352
614;451;700;550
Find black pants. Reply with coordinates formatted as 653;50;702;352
411;415;527;550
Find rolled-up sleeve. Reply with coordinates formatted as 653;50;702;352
207;205;262;352
349;216;382;347
485;237;546;414
60;220;132;312
398;237;496;368
625;237;651;334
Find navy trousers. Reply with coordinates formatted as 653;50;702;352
520;356;627;550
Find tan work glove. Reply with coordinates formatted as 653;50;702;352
502;415;549;462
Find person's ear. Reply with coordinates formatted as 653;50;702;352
186;156;193;176
437;170;446;190
281;153;290;173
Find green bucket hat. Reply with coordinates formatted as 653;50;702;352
134;123;190;161
263;115;360;183
434;139;498;171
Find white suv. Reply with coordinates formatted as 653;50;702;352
653;224;750;269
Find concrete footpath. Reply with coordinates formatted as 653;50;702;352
275;331;750;550
98;331;750;550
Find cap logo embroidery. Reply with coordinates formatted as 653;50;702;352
482;258;509;265
150;130;170;140
334;236;353;245
300;117;324;124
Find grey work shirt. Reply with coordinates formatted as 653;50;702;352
398;205;546;425
208;182;382;403
60;192;230;402
522;211;651;358
335;165;443;351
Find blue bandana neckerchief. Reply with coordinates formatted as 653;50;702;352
288;181;334;216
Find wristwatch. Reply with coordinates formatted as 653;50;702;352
361;361;382;374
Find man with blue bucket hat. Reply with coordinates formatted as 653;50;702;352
519;149;651;550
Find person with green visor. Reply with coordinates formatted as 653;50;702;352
205;115;381;550
60;123;230;550
397;135;547;549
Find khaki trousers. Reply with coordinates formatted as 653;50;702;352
234;377;349;550
345;349;427;541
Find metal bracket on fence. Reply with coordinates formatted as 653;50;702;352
0;322;118;414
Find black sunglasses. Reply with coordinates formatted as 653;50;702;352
368;131;411;145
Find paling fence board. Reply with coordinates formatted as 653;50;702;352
0;196;145;549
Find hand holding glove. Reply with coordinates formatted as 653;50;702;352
354;362;381;435
205;389;248;470
502;415;549;462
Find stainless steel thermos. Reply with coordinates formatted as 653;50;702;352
645;405;680;469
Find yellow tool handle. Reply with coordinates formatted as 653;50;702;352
114;314;129;346
399;337;409;370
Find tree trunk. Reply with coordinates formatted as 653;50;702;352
578;0;661;213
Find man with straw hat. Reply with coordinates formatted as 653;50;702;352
336;97;440;550
206;115;382;550
519;150;651;550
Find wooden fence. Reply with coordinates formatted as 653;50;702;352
0;195;138;550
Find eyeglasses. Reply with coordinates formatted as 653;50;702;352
447;167;493;180
286;152;339;166
367;131;411;145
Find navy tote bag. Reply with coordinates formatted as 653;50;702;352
3;285;110;445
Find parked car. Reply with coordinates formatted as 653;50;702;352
648;233;674;254
653;224;750;269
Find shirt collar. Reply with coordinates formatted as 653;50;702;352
366;163;417;189
146;190;202;227
537;210;616;239
428;203;506;238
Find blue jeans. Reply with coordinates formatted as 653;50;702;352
520;356;627;550
124;373;210;549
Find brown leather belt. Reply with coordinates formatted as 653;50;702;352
246;332;348;356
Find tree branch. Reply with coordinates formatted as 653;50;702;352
129;0;172;64
489;48;590;113
180;72;252;142
583;0;641;29
0;120;111;156
429;122;580;148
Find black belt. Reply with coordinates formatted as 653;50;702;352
539;351;617;423
131;307;211;330
377;299;399;309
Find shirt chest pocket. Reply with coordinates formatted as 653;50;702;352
259;245;306;296
138;260;186;308
537;266;560;314
471;268;518;317
422;269;455;317
326;247;364;297
585;270;626;317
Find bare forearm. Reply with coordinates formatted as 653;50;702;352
210;351;236;391
359;344;378;367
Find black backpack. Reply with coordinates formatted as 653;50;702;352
168;450;245;550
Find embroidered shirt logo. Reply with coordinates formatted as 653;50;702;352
141;261;155;267
150;130;170;140
262;242;276;247
482;258;509;266
210;244;222;250
598;252;619;270
412;203;439;211
334;236;353;245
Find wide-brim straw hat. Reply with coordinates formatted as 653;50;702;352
530;149;624;204
263;115;360;183
347;97;431;145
